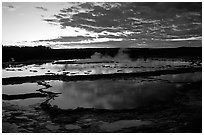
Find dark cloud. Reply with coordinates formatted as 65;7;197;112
36;36;94;42
43;2;202;44
35;6;48;11
8;5;15;9
3;4;17;11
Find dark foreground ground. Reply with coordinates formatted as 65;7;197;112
2;80;202;133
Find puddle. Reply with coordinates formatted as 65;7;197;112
2;83;44;95
100;120;152;132
2;82;48;107
2;63;62;78
5;98;45;107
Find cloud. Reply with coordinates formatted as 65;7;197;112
164;36;202;41
35;6;48;11
36;36;94;42
39;2;202;48
3;4;18;11
8;5;14;9
44;3;201;39
34;36;123;46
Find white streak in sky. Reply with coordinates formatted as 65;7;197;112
164;36;202;41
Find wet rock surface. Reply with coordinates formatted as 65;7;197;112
65;124;81;130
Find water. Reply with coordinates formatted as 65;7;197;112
3;72;201;109
48;79;177;109
100;120;152;132
2;83;46;106
5;98;45;107
2;58;191;78
2;83;44;95
153;72;202;83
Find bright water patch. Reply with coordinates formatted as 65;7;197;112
2;83;44;95
2;58;191;78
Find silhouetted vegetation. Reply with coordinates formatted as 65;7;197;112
2;46;202;62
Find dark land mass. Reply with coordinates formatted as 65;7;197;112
2;93;47;100
3;46;201;63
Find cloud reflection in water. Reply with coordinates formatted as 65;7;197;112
49;79;178;110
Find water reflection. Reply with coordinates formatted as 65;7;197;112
6;98;45;107
2;83;44;95
100;120;152;132
48;72;201;109
49;79;177;109
2;72;201;109
153;72;202;83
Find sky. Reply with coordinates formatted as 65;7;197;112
2;2;202;49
